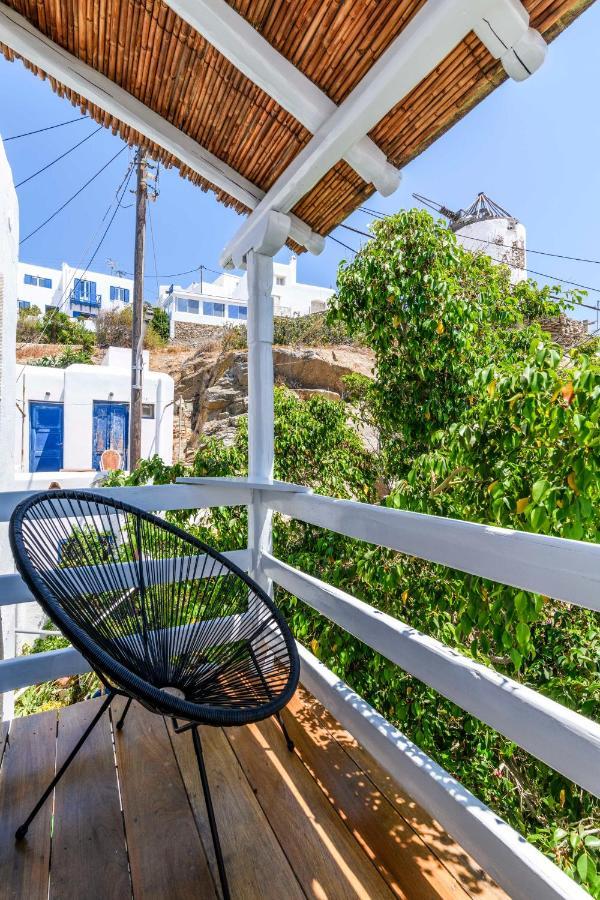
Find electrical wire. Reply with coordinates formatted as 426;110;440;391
346;219;600;304
148;203;160;303
329;234;359;254
4;116;88;142
360;205;600;267
19;145;127;246
15;126;103;189
17;159;135;363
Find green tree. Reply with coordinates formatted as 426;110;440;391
149;306;170;343
328;208;570;473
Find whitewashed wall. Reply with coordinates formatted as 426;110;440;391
17;261;134;319
456;218;527;283
0;137;18;718
15;353;174;474
161;255;335;327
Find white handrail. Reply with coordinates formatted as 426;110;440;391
263;552;600;798
263;490;600;611
298;645;586;900
0;482;253;523
0;549;250;609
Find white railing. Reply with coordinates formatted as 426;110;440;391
1;478;597;899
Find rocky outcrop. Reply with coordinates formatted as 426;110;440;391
172;345;374;459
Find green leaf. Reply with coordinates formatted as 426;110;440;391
577;853;589;882
516;622;530;649
509;648;522;670
532;479;551;503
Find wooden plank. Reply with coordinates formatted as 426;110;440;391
283;689;471;899
51;698;130;899
297;647;579;900
288;688;506;900
226;715;395;899
0;710;57;900
167;721;305;899
112;698;217;899
0;720;8;768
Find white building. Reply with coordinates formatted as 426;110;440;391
15;346;174;484
451;193;527;284
17;260;134;326
160;255;334;338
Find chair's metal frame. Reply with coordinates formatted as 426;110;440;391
10;490;301;900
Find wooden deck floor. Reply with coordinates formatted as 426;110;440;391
0;687;506;900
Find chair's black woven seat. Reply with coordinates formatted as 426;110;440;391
10;490;299;727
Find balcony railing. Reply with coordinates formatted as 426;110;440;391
0;478;597;899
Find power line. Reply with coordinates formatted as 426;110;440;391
15;126;103;188
329;234;358;254
360;205;600;267
17;160;135;359
4;116;88;142
350;216;600;301
19;146;127;246
34;162;135;344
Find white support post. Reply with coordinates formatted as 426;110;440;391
246;250;275;596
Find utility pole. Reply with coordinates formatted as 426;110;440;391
130;150;147;470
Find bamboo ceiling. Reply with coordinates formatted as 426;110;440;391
1;0;595;247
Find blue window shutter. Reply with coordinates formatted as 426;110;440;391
73;279;82;301
90;281;97;304
124;289;130;302
110;286;116;301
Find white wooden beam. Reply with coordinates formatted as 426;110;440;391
246;249;275;596
0;482;254;523
162;0;400;196
264;553;600;798
0;549;250;609
298;646;586;900
0;3;323;254
262;490;600;612
221;0;546;266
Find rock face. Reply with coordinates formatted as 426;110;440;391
172;345;374;459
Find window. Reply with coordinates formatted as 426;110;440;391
24;274;52;288
45;305;54;314
176;297;200;314
275;276;286;286
203;301;225;318
18;300;31;310
71;279;99;307
110;286;130;303
228;304;247;321
142;403;155;419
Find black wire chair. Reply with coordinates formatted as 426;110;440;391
10;490;300;900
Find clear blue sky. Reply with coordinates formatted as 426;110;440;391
1;3;599;321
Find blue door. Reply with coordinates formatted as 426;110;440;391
29;402;64;472
92;401;129;470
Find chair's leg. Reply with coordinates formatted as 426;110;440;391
274;711;294;753
191;727;230;900
115;697;133;731
15;693;113;841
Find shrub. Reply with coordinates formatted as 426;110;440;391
29;347;93;367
